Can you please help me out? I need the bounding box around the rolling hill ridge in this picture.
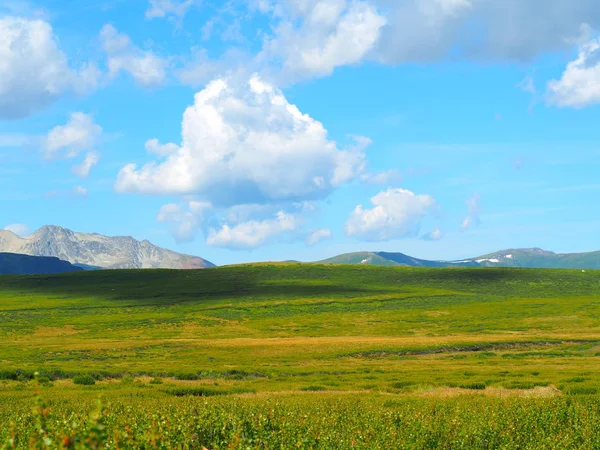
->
[0,252,83,274]
[317,248,600,270]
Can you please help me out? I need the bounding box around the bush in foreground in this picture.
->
[4,393,600,449]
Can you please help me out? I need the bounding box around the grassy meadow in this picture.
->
[1,264,600,448]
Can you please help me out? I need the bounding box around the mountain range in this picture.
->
[0,252,83,275]
[2,225,600,274]
[316,248,600,270]
[0,226,214,270]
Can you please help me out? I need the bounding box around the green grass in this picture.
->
[2,264,600,447]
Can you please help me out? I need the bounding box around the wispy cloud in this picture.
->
[540,184,600,193]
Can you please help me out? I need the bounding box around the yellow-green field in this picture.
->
[1,264,600,448]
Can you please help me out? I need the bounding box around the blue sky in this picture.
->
[2,0,600,266]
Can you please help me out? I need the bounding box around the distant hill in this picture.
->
[0,252,83,275]
[316,251,478,268]
[0,226,215,270]
[469,248,600,269]
[316,248,600,270]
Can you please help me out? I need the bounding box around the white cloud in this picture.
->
[421,227,443,241]
[177,47,250,88]
[145,0,194,21]
[518,75,537,95]
[206,211,303,249]
[375,0,600,64]
[0,134,32,148]
[145,139,179,157]
[248,0,600,85]
[460,193,481,230]
[345,188,437,241]
[224,203,280,224]
[361,168,402,185]
[0,1,49,18]
[157,201,211,242]
[3,223,29,236]
[72,186,88,197]
[259,0,386,82]
[0,17,98,119]
[43,113,102,160]
[115,74,367,206]
[247,0,600,90]
[306,228,333,246]
[156,199,315,249]
[100,24,168,87]
[71,151,101,178]
[374,0,471,63]
[547,35,600,108]
[177,49,223,87]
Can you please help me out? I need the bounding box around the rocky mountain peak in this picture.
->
[0,225,215,270]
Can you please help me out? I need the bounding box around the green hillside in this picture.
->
[316,251,402,266]
[315,251,459,267]
[3,264,600,447]
[1,264,600,380]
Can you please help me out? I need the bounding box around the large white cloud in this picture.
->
[100,25,168,87]
[115,74,367,206]
[345,188,437,241]
[259,0,386,82]
[0,17,98,119]
[547,34,600,108]
[252,0,600,81]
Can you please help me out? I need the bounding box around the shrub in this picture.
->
[0,369,35,381]
[301,386,327,392]
[459,383,487,390]
[167,387,223,397]
[174,372,198,380]
[504,381,550,390]
[567,386,598,395]
[166,387,254,397]
[121,376,135,384]
[73,375,96,386]
[36,376,51,385]
[565,377,587,383]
